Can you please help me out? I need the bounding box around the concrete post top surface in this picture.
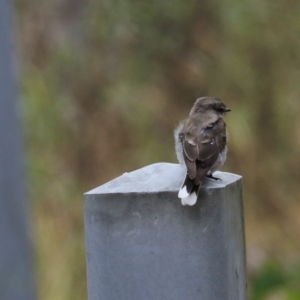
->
[85,163,241,195]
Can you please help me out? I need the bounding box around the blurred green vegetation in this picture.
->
[250,261,300,300]
[15,0,300,299]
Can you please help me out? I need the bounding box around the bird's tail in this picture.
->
[178,175,201,206]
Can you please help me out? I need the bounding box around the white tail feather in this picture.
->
[178,186,189,198]
[180,192,197,206]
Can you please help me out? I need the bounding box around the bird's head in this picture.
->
[190,97,231,116]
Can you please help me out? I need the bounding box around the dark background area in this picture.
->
[12,0,300,299]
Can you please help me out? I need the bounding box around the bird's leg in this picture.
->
[206,174,222,181]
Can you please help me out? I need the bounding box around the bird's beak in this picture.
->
[224,107,231,112]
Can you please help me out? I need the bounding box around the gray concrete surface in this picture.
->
[85,163,246,300]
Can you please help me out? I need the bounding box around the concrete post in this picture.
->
[84,163,247,300]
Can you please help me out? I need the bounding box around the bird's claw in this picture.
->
[206,174,222,181]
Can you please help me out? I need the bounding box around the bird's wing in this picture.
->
[182,118,226,184]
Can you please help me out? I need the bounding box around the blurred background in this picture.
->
[10,0,300,299]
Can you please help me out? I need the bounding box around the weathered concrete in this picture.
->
[84,163,246,300]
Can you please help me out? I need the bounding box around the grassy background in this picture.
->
[15,0,300,299]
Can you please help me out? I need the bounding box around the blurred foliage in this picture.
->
[250,260,300,300]
[14,0,300,299]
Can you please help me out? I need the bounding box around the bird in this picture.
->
[174,97,231,206]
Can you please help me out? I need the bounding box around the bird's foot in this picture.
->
[206,174,222,181]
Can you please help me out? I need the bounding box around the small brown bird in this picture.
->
[174,97,230,206]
